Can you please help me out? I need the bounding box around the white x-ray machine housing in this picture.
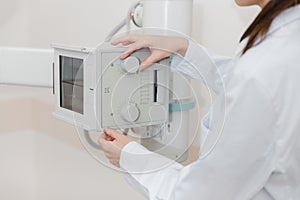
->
[53,0,194,161]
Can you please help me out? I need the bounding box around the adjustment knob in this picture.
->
[120,56,140,73]
[121,104,140,122]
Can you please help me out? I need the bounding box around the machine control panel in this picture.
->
[100,49,170,129]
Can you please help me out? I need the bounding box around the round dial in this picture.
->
[131,3,143,27]
[121,104,140,122]
[120,56,140,73]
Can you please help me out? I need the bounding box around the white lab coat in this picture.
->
[120,5,300,200]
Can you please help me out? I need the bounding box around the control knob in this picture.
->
[121,104,140,122]
[120,56,140,73]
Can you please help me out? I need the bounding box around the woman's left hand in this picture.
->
[98,128,133,168]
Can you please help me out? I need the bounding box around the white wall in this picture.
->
[0,85,146,200]
[0,0,132,48]
[193,0,260,55]
[0,0,260,54]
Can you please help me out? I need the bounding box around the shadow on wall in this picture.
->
[0,0,20,27]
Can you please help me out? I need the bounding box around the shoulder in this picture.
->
[230,19,300,105]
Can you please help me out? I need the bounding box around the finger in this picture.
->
[140,50,171,70]
[109,160,116,166]
[139,54,160,70]
[111,35,135,46]
[98,133,113,143]
[98,134,114,151]
[105,153,113,160]
[111,139,125,151]
[98,133,106,145]
[120,42,147,59]
[104,128,123,140]
[120,41,134,46]
[98,138,109,151]
[105,133,115,141]
[110,160,120,168]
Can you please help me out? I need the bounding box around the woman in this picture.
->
[98,0,300,199]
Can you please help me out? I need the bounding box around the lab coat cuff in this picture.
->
[170,40,190,71]
[170,40,199,71]
[120,141,183,200]
[120,141,150,172]
[120,141,183,174]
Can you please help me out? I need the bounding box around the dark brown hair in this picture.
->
[240,0,300,55]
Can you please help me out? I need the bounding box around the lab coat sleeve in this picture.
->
[120,141,183,200]
[170,40,233,94]
[120,75,279,200]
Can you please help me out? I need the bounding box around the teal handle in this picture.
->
[169,101,195,112]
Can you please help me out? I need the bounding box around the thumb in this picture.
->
[104,128,122,140]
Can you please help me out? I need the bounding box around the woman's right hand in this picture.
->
[111,35,189,70]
